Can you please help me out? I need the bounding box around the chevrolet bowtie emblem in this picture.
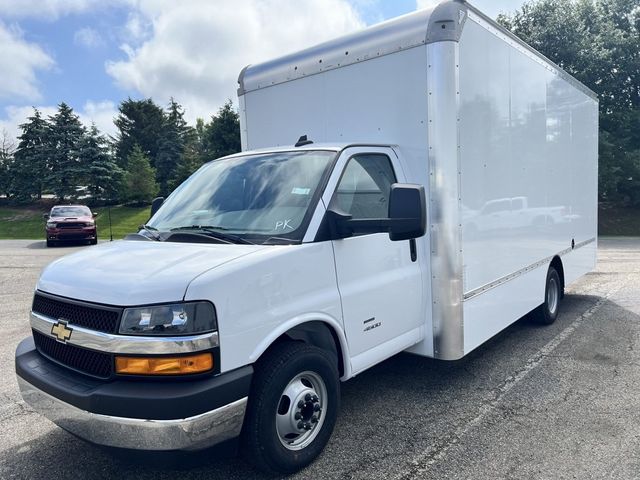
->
[51,320,73,343]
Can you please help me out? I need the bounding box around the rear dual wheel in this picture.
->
[242,342,339,474]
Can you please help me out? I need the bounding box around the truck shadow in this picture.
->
[2,294,632,480]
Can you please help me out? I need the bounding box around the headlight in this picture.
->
[119,301,217,336]
[46,221,56,228]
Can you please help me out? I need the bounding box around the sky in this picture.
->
[0,0,526,142]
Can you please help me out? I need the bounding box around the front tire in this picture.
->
[242,342,340,474]
[46,239,54,248]
[532,266,562,325]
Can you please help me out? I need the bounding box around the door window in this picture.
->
[330,154,397,227]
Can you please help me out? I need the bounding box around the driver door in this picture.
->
[325,147,424,373]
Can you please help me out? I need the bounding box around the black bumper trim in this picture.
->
[15,337,252,420]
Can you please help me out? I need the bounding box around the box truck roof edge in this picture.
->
[237,0,597,102]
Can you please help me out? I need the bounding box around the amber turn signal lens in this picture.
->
[115,353,213,375]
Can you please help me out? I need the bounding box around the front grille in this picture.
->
[57,222,86,229]
[33,330,113,378]
[32,293,121,334]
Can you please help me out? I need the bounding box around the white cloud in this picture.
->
[416,0,442,10]
[0,22,55,102]
[74,26,104,48]
[79,100,118,136]
[106,0,364,123]
[0,100,117,145]
[0,0,129,20]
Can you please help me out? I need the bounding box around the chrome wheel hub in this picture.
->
[548,277,559,314]
[276,371,327,451]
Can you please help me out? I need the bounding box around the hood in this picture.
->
[37,240,267,306]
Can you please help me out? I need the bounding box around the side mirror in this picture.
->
[43,213,49,220]
[150,197,164,218]
[387,184,426,241]
[92,212,98,218]
[326,184,426,241]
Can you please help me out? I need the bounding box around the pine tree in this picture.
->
[204,100,241,161]
[156,98,188,195]
[121,144,159,205]
[11,108,49,201]
[114,98,165,168]
[47,103,86,201]
[81,124,123,202]
[0,129,15,198]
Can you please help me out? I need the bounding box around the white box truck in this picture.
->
[15,0,598,474]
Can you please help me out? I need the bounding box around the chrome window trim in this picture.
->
[30,312,219,354]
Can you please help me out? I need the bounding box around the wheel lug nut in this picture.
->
[305,393,311,401]
[311,416,318,423]
[297,400,304,408]
[295,412,302,420]
[312,395,319,402]
[297,421,304,429]
[313,404,321,412]
[305,423,312,430]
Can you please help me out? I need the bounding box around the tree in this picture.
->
[156,98,189,195]
[203,100,241,161]
[47,103,86,201]
[0,129,15,198]
[81,124,123,202]
[11,109,50,201]
[114,98,165,168]
[121,144,159,205]
[498,0,640,205]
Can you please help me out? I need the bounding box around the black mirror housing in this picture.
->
[388,184,426,241]
[325,183,426,241]
[150,197,165,218]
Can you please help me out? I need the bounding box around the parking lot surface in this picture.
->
[1,238,639,479]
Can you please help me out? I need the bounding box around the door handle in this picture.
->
[409,239,417,262]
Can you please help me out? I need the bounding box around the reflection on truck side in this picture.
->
[462,196,580,236]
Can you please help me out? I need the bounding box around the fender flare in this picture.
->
[248,312,352,380]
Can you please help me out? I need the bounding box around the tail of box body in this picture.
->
[238,1,598,361]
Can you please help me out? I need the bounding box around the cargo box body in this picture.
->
[239,0,598,360]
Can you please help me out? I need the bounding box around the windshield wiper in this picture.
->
[169,226,255,245]
[138,224,161,241]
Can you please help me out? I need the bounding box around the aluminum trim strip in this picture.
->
[30,312,219,354]
[18,376,246,451]
[462,237,596,301]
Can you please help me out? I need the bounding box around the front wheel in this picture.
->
[242,342,340,474]
[532,266,562,325]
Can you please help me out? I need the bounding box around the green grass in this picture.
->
[1,203,638,239]
[0,205,151,240]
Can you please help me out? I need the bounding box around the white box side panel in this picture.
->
[242,45,436,354]
[458,18,598,353]
[241,47,429,153]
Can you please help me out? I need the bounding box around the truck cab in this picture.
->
[16,143,427,473]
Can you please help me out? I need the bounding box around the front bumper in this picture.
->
[46,228,96,240]
[15,337,252,451]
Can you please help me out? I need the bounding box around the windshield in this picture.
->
[148,150,336,243]
[51,206,91,217]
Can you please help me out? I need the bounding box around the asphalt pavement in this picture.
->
[0,238,639,479]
